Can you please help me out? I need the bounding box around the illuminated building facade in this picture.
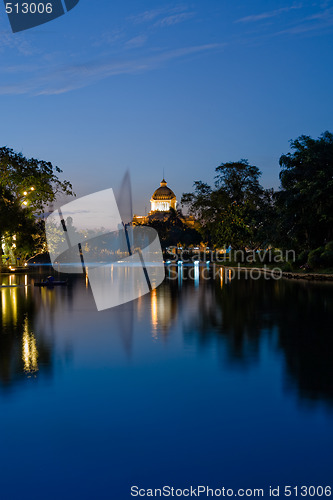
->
[150,179,177,213]
[133,177,195,227]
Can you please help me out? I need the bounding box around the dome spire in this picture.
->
[160,168,167,186]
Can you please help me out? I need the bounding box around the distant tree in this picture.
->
[0,187,23,256]
[138,208,201,248]
[276,132,333,250]
[0,187,23,232]
[215,159,263,204]
[0,147,74,263]
[14,220,47,263]
[0,147,74,214]
[182,160,272,249]
[181,181,215,243]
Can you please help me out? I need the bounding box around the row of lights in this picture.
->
[22,186,35,206]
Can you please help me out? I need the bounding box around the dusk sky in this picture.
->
[1,0,332,213]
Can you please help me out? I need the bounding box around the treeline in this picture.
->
[1,132,332,270]
[181,132,333,269]
[0,147,74,265]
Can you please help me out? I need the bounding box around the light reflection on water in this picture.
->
[0,265,332,498]
[0,266,332,403]
[22,317,38,375]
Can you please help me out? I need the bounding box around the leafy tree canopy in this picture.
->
[276,131,333,249]
[215,159,263,205]
[182,160,271,249]
[0,146,74,214]
[137,208,202,248]
[0,147,74,263]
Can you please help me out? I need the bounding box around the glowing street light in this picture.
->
[21,186,35,206]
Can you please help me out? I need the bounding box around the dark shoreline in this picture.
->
[1,264,332,282]
[219,265,333,281]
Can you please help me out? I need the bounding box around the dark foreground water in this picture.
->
[0,266,332,499]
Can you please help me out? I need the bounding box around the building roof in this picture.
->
[151,179,176,201]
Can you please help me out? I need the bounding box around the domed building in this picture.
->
[133,177,194,226]
[150,179,177,213]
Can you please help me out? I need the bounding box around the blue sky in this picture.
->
[1,0,333,213]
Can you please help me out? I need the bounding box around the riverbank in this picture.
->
[0,266,29,274]
[222,265,333,281]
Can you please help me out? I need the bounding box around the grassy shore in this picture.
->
[217,260,333,275]
[218,264,333,281]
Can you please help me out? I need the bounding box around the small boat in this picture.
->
[34,276,68,287]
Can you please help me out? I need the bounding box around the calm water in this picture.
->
[0,266,332,499]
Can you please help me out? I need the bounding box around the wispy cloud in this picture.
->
[130,5,193,27]
[235,5,302,24]
[267,6,333,36]
[91,30,124,48]
[233,3,333,41]
[130,7,165,24]
[300,5,333,21]
[125,35,147,49]
[0,43,224,96]
[130,6,183,24]
[274,10,333,34]
[91,6,194,55]
[155,12,195,27]
[0,30,35,55]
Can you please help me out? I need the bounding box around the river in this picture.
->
[0,265,332,499]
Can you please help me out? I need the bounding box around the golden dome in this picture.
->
[151,179,176,200]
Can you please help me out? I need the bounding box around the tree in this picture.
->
[0,186,34,264]
[14,219,47,263]
[276,132,333,250]
[0,186,23,233]
[136,208,202,248]
[0,147,74,214]
[182,160,271,249]
[215,160,263,204]
[0,147,74,263]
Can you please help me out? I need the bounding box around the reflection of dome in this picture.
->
[150,179,177,212]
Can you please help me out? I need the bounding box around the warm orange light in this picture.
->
[151,288,158,333]
[23,191,28,196]
[22,318,39,374]
[30,187,35,191]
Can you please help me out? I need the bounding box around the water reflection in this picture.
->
[1,265,332,408]
[0,273,54,389]
[161,265,333,405]
[150,285,177,339]
[22,317,38,375]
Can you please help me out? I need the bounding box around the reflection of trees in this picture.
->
[181,268,333,405]
[182,271,276,367]
[274,281,333,405]
[0,279,53,389]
